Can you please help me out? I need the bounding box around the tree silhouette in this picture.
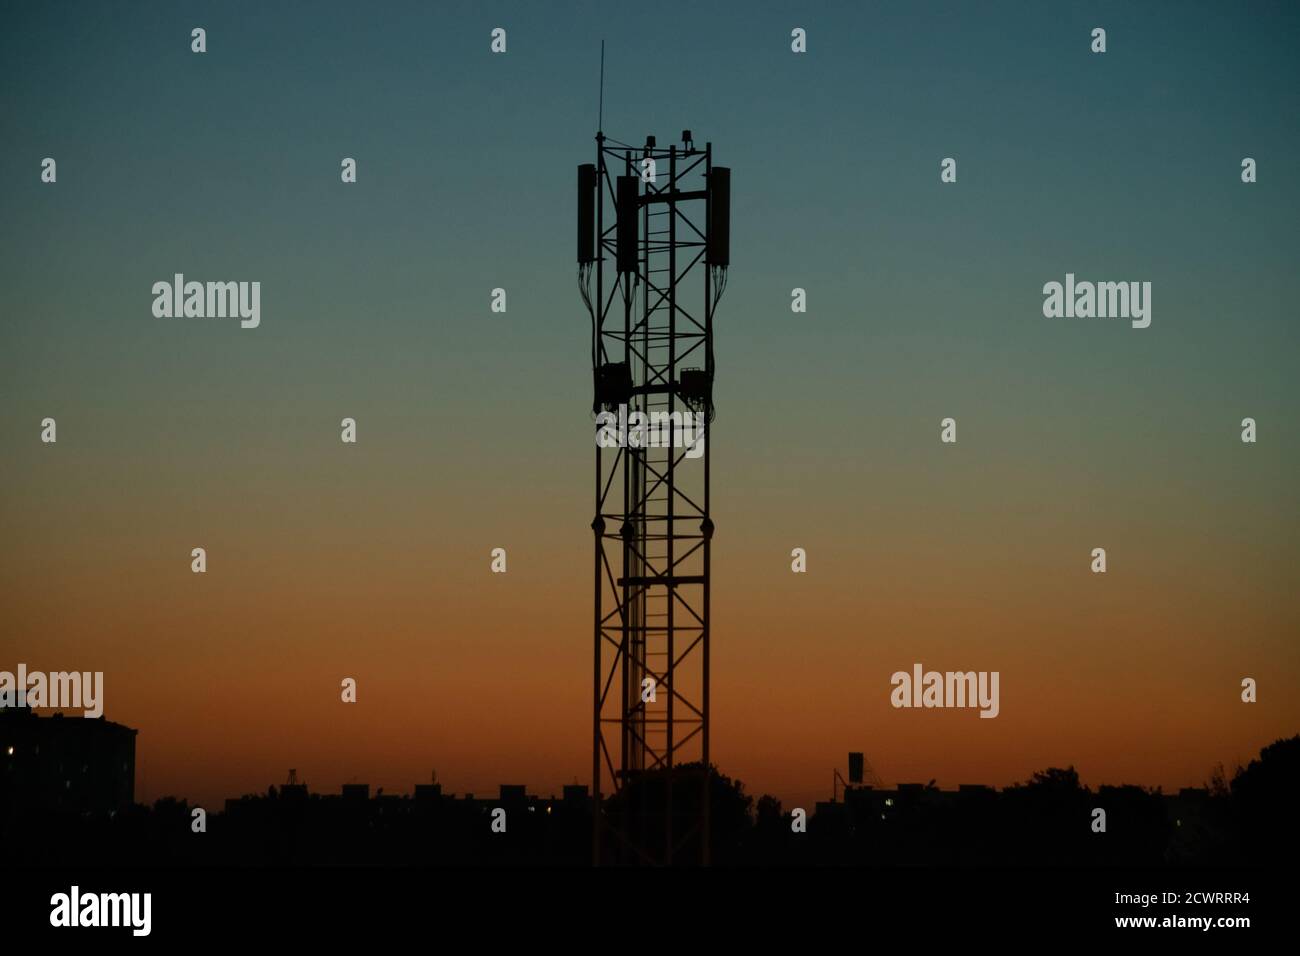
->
[1025,766,1083,793]
[600,761,753,864]
[1230,734,1300,862]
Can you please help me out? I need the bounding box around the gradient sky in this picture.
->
[2,0,1298,813]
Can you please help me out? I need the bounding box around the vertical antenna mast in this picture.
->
[579,122,731,865]
[598,40,605,133]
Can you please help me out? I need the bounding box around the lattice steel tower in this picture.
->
[578,129,730,865]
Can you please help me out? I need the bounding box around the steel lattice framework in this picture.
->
[579,130,729,865]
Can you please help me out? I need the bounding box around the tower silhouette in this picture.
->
[579,127,730,864]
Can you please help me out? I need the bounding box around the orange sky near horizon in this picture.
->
[4,421,1295,812]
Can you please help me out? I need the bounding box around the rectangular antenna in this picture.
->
[577,164,596,263]
[707,167,730,266]
[616,175,638,273]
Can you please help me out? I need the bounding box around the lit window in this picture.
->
[5,746,12,756]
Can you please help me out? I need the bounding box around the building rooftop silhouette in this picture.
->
[0,702,137,818]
